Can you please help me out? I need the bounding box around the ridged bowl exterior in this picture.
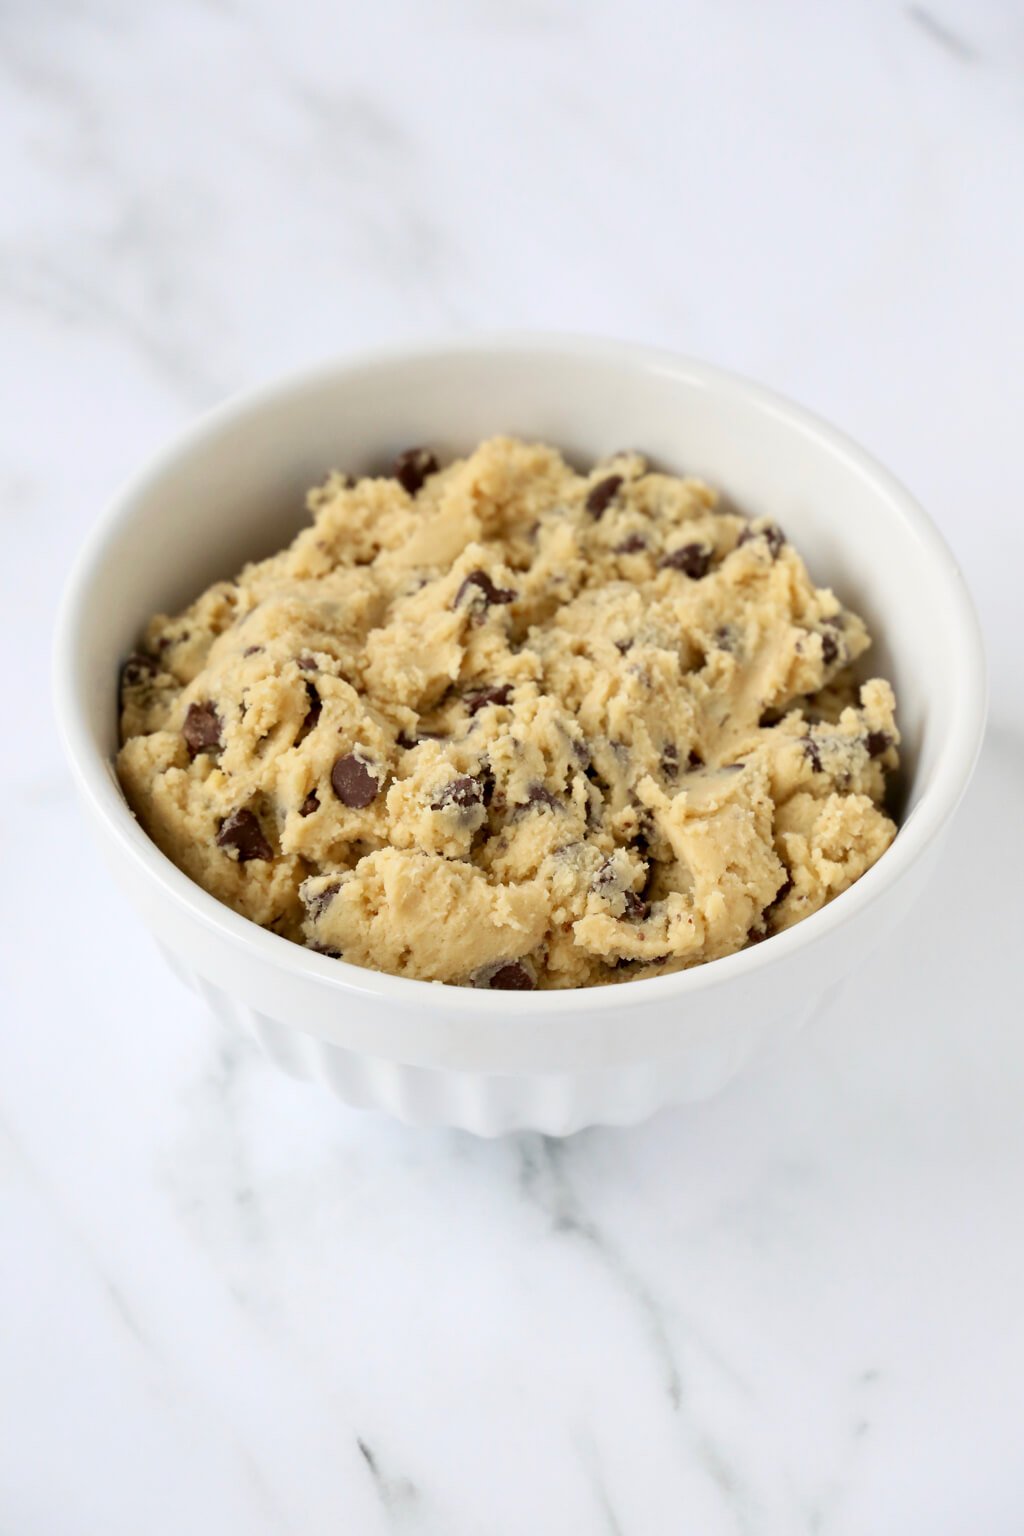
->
[158,944,823,1135]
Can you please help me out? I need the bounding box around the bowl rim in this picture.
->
[52,332,987,1017]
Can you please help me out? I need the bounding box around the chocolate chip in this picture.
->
[310,943,343,959]
[487,961,535,991]
[182,701,223,758]
[821,632,839,667]
[687,748,704,769]
[866,730,892,759]
[432,776,482,811]
[299,790,319,817]
[120,651,158,690]
[614,638,634,655]
[305,881,340,919]
[216,808,273,862]
[396,734,445,752]
[615,532,648,554]
[737,522,785,559]
[753,873,794,941]
[661,743,679,780]
[824,612,846,630]
[523,783,560,810]
[622,890,650,921]
[302,681,322,732]
[466,684,512,715]
[297,654,318,672]
[586,474,624,519]
[713,626,736,652]
[454,570,517,610]
[243,645,263,658]
[393,447,439,495]
[331,754,380,808]
[660,543,711,579]
[803,737,823,772]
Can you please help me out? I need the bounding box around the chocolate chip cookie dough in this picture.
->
[117,437,899,990]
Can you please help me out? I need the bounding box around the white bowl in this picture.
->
[53,336,986,1135]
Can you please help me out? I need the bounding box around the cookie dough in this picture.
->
[117,436,899,990]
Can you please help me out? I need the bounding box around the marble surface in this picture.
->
[3,0,1023,1530]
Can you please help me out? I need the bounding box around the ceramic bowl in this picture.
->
[53,337,986,1134]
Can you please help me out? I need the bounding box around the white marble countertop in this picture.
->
[3,1,1023,1530]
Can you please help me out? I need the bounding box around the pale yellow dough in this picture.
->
[117,437,899,990]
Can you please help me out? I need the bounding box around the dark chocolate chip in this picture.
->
[821,632,839,667]
[297,654,318,672]
[661,743,679,780]
[687,748,704,769]
[331,754,380,808]
[593,859,616,889]
[487,961,535,991]
[432,776,482,811]
[302,681,321,732]
[397,729,446,748]
[713,625,736,652]
[586,474,624,519]
[305,881,340,919]
[765,525,786,558]
[753,873,794,941]
[454,570,517,610]
[216,808,273,862]
[803,737,823,773]
[622,890,650,921]
[824,612,846,630]
[393,447,439,495]
[120,651,159,690]
[660,543,711,579]
[243,645,263,657]
[614,638,633,655]
[182,701,223,757]
[866,730,893,759]
[466,684,512,715]
[310,943,343,959]
[523,783,560,810]
[737,522,785,559]
[615,532,648,554]
[299,790,319,817]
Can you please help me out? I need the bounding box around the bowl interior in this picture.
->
[67,343,976,841]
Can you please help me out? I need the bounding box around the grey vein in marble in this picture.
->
[905,5,979,62]
[519,1134,685,1412]
[357,1437,420,1523]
